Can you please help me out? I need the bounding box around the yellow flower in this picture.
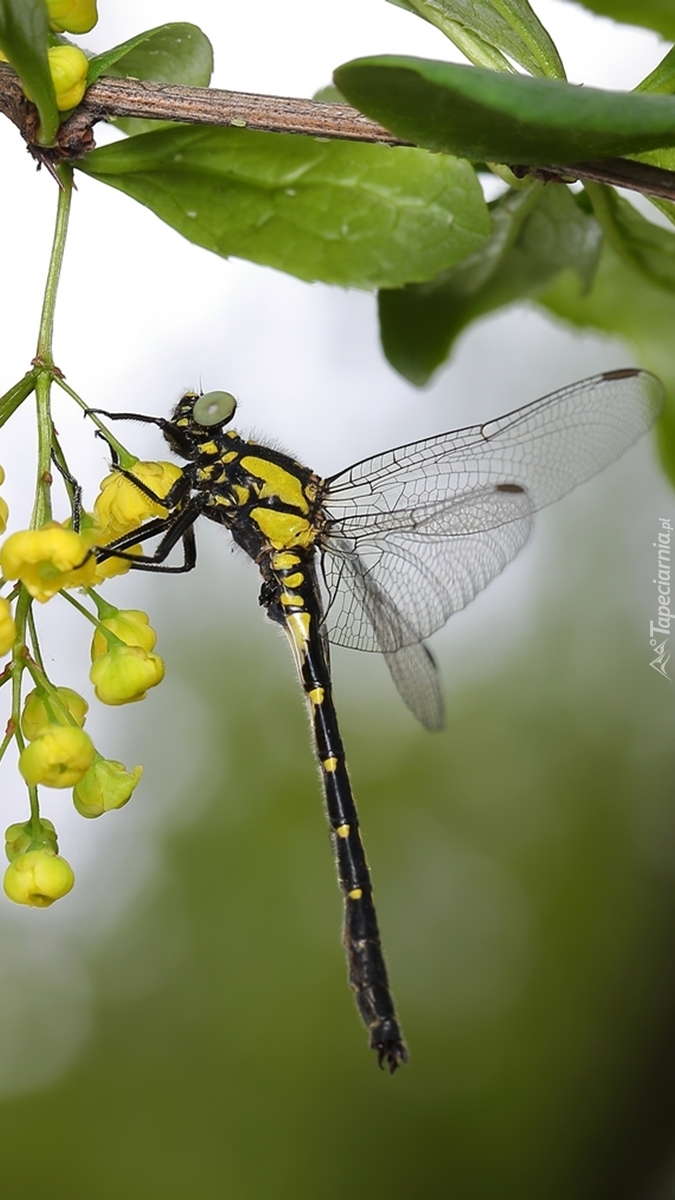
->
[73,756,143,818]
[21,686,88,742]
[47,0,98,34]
[91,609,158,662]
[4,849,74,907]
[90,644,165,705]
[5,818,57,862]
[47,46,89,111]
[93,462,183,541]
[0,597,15,655]
[0,465,8,535]
[0,524,96,601]
[19,725,95,788]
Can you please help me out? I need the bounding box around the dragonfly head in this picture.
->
[164,390,238,454]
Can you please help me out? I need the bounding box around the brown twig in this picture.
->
[2,61,675,202]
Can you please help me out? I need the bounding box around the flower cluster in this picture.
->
[0,454,172,908]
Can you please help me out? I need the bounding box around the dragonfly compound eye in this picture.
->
[193,391,237,427]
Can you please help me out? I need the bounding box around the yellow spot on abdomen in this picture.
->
[250,508,314,550]
[285,611,311,654]
[308,687,324,705]
[323,756,338,773]
[240,456,310,513]
[271,552,300,570]
[348,888,363,900]
[280,592,304,607]
[336,823,350,838]
[283,572,304,588]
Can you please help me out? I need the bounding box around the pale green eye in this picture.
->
[193,391,237,426]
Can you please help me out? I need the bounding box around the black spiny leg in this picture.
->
[95,498,204,575]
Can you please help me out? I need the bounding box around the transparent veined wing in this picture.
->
[318,369,663,724]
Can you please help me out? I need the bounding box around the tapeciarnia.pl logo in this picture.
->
[650,518,673,680]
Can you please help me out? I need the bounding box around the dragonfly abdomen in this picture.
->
[263,551,407,1070]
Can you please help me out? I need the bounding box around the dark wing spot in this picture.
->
[601,368,639,381]
[496,483,525,493]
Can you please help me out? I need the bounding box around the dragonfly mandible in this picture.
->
[93,366,664,1071]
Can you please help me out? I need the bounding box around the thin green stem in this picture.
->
[32,372,54,527]
[31,166,74,529]
[60,590,125,650]
[35,166,73,367]
[26,607,45,674]
[27,785,41,833]
[58,589,98,627]
[56,376,139,470]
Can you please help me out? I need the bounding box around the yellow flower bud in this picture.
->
[21,686,88,742]
[0,597,15,655]
[47,0,98,34]
[93,462,183,541]
[64,512,138,583]
[73,756,143,818]
[0,497,8,536]
[0,524,96,602]
[4,849,74,907]
[19,725,95,788]
[91,609,157,662]
[90,644,165,705]
[47,46,89,111]
[5,818,57,862]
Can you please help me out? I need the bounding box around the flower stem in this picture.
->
[32,165,74,529]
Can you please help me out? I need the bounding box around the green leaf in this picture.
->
[540,245,675,486]
[566,0,675,41]
[635,44,675,94]
[76,125,490,289]
[0,0,57,144]
[379,182,601,384]
[333,56,675,165]
[585,182,675,294]
[386,0,565,79]
[87,22,213,137]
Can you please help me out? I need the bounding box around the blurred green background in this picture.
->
[0,467,673,1199]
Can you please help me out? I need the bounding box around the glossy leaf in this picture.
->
[386,0,565,79]
[568,0,675,40]
[87,22,213,137]
[76,125,490,289]
[0,0,57,144]
[635,45,675,94]
[540,245,675,486]
[333,56,675,165]
[379,183,601,384]
[585,183,675,294]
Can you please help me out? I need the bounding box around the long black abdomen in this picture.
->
[264,553,407,1071]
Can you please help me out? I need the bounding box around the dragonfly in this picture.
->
[93,366,664,1071]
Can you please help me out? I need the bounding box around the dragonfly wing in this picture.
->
[319,369,662,723]
[325,369,663,517]
[319,535,448,728]
[321,484,534,650]
[384,640,445,732]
